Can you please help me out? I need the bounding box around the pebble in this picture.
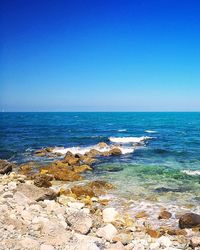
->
[96,223,118,241]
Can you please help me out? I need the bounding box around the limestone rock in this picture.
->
[179,213,200,229]
[16,183,57,201]
[96,223,118,241]
[190,236,200,248]
[113,233,133,245]
[107,241,125,250]
[103,207,119,223]
[66,210,93,234]
[40,244,55,250]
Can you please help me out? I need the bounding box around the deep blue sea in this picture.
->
[1,112,200,206]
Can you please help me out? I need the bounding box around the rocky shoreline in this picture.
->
[0,145,200,250]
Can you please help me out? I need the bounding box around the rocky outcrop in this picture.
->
[0,160,15,174]
[179,213,200,229]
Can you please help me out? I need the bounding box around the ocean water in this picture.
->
[1,112,200,208]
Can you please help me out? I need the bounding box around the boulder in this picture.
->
[108,148,122,156]
[63,152,80,165]
[66,210,93,234]
[0,160,14,174]
[16,183,57,202]
[80,156,97,165]
[33,174,53,188]
[179,213,200,229]
[96,223,118,241]
[103,207,119,223]
[73,164,92,173]
[71,185,95,198]
[98,142,108,148]
[86,149,102,158]
[158,210,172,220]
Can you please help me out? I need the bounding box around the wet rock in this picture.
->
[66,210,93,234]
[190,236,200,248]
[19,163,33,175]
[33,174,53,188]
[86,149,102,158]
[80,156,97,165]
[63,152,80,165]
[96,223,118,241]
[108,148,122,156]
[16,183,57,201]
[158,210,172,220]
[40,163,82,181]
[113,233,133,245]
[98,142,108,148]
[103,207,119,223]
[179,213,200,229]
[0,160,14,174]
[73,164,92,173]
[146,229,160,238]
[34,147,53,157]
[71,185,95,197]
[155,187,188,193]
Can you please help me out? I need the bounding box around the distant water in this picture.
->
[1,112,200,206]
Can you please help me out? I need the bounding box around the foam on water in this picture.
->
[145,130,157,133]
[182,170,200,176]
[118,129,127,132]
[52,144,135,155]
[109,136,152,143]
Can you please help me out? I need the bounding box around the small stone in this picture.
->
[113,233,133,245]
[146,229,160,238]
[135,211,149,219]
[107,241,125,250]
[96,223,118,241]
[103,207,119,223]
[67,201,85,210]
[157,236,172,248]
[158,210,172,220]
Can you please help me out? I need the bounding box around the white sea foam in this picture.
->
[52,144,134,155]
[182,170,200,176]
[109,136,152,144]
[145,130,157,133]
[118,129,127,132]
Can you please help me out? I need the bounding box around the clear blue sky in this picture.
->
[1,0,200,111]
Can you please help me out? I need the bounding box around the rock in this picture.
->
[2,191,13,198]
[80,156,97,165]
[0,160,14,174]
[40,244,55,250]
[98,142,108,148]
[66,210,93,234]
[113,233,133,245]
[67,201,85,210]
[179,213,200,229]
[73,164,92,173]
[71,185,95,197]
[108,148,122,156]
[19,163,33,175]
[63,152,80,165]
[107,241,125,250]
[146,229,160,238]
[33,174,53,188]
[190,236,200,248]
[40,162,82,181]
[16,183,57,201]
[157,236,172,248]
[96,223,118,241]
[86,149,102,157]
[158,210,172,220]
[103,207,119,223]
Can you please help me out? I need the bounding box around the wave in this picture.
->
[109,136,152,144]
[52,144,134,155]
[182,170,200,176]
[118,129,127,132]
[145,130,157,133]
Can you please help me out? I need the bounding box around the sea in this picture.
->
[1,112,200,213]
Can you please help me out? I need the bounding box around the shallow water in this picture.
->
[1,112,200,207]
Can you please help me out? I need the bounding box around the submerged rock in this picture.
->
[16,183,57,201]
[0,160,15,174]
[179,213,200,229]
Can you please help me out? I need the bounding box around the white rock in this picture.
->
[107,241,125,250]
[68,201,85,210]
[190,236,200,248]
[2,191,13,198]
[149,242,160,249]
[7,181,17,191]
[103,207,119,223]
[96,223,118,241]
[19,237,40,249]
[40,244,55,250]
[157,236,172,248]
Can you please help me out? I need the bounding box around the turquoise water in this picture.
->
[1,112,200,206]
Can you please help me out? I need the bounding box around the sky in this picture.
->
[1,0,200,111]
